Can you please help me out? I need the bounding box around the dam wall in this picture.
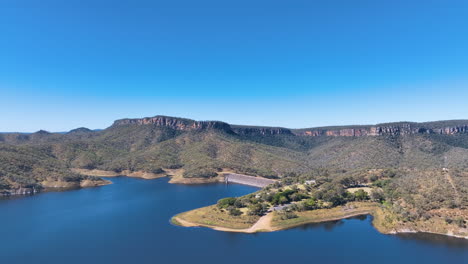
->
[224,173,276,188]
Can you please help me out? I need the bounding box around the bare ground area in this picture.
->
[173,212,274,233]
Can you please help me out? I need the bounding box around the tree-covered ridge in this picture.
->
[1,115,468,210]
[0,144,104,194]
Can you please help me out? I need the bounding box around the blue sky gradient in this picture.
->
[1,0,468,131]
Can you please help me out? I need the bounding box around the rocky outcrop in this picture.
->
[72,168,167,180]
[296,123,468,137]
[430,126,468,135]
[41,178,111,188]
[111,115,468,137]
[113,116,295,136]
[0,187,39,196]
[0,179,110,197]
[232,126,293,136]
[112,115,234,133]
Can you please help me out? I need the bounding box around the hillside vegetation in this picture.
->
[1,115,467,228]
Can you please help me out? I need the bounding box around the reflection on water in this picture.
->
[0,187,81,201]
[0,177,467,264]
[397,232,468,249]
[293,214,367,232]
[292,214,468,250]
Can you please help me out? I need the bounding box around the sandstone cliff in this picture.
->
[112,115,234,133]
[3,116,468,140]
[294,122,468,137]
[84,115,468,138]
[231,126,293,136]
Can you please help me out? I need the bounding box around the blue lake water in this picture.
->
[0,177,467,264]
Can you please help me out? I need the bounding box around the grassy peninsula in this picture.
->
[173,168,468,238]
[1,115,467,238]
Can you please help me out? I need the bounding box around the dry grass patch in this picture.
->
[373,207,468,237]
[271,202,379,230]
[347,187,372,194]
[176,205,260,229]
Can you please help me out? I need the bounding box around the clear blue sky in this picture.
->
[1,0,467,132]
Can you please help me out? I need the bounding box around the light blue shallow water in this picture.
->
[0,177,467,264]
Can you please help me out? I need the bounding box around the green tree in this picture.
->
[302,198,318,210]
[279,196,289,205]
[217,197,237,209]
[354,189,369,201]
[279,210,298,220]
[370,189,384,202]
[248,203,268,216]
[228,207,242,216]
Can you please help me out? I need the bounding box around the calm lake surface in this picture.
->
[1,177,467,264]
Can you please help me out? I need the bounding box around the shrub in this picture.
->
[217,197,237,209]
[354,189,369,201]
[370,189,384,202]
[302,198,319,210]
[279,211,298,220]
[228,207,242,216]
[248,203,268,216]
[454,217,465,228]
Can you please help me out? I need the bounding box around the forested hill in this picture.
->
[1,115,468,198]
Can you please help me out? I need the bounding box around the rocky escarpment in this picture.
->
[112,116,468,137]
[295,122,468,137]
[113,116,234,133]
[112,115,297,136]
[6,116,467,140]
[113,116,296,136]
[232,126,293,136]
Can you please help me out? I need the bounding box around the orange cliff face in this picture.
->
[112,116,234,132]
[113,116,294,136]
[296,124,468,137]
[111,116,468,138]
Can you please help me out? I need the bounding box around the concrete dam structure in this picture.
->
[224,173,276,188]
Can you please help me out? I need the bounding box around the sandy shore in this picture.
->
[73,168,468,239]
[172,211,379,234]
[73,168,271,185]
[173,212,274,233]
[72,168,168,180]
[174,205,468,239]
[41,178,112,188]
[390,229,468,239]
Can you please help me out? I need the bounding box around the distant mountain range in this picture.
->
[1,115,468,205]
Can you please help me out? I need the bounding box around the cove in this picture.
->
[0,177,467,264]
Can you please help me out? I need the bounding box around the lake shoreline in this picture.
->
[2,168,268,198]
[72,168,273,187]
[174,211,468,240]
[3,169,467,241]
[390,229,468,240]
[1,178,112,197]
[173,202,468,240]
[2,163,467,263]
[172,202,377,233]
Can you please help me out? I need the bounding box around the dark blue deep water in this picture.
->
[0,177,467,264]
